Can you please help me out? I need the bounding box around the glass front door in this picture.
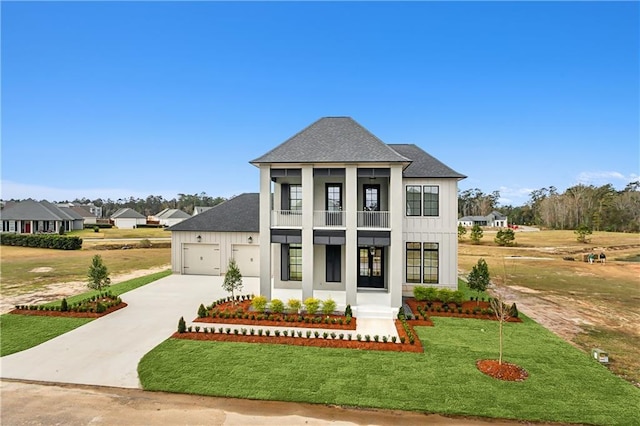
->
[358,246,384,288]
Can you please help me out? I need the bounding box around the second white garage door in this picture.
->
[183,244,220,275]
[232,245,260,277]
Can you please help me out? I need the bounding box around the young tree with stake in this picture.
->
[87,254,111,290]
[222,258,243,304]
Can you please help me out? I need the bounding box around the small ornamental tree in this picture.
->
[494,228,516,246]
[222,259,243,304]
[467,258,490,304]
[87,254,111,290]
[470,224,483,244]
[458,223,467,241]
[490,297,512,365]
[574,224,592,243]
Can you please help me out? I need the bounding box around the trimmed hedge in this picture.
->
[0,233,82,250]
[83,223,113,229]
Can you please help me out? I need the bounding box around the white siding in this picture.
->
[401,178,460,294]
[171,231,259,275]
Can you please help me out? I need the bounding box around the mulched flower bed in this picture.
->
[194,299,357,330]
[10,301,127,318]
[173,319,423,353]
[476,359,529,381]
[405,298,522,322]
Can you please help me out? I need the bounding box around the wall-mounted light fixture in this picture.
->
[248,236,253,244]
[369,246,376,256]
[196,235,202,243]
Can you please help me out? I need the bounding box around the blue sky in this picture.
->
[2,1,638,207]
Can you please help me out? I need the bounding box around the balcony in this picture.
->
[313,210,345,228]
[271,210,302,227]
[357,211,389,229]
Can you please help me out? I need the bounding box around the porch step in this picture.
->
[353,305,398,320]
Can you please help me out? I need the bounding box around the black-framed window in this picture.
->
[406,242,421,283]
[326,184,342,211]
[423,186,439,216]
[288,244,302,281]
[326,245,341,282]
[406,185,422,216]
[289,184,302,211]
[423,243,439,283]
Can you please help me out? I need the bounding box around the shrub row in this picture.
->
[15,292,121,313]
[396,308,416,345]
[177,317,397,343]
[0,233,82,250]
[207,309,352,325]
[413,287,466,305]
[83,223,113,229]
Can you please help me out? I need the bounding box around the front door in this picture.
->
[358,246,384,288]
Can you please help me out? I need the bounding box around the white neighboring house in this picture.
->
[153,208,191,227]
[458,211,508,228]
[110,208,146,229]
[168,194,260,277]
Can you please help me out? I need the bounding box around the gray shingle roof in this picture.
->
[156,209,190,219]
[0,199,61,221]
[111,208,145,219]
[251,117,410,164]
[388,144,466,179]
[169,193,259,232]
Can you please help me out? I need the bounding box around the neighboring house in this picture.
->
[193,206,214,216]
[251,117,465,317]
[168,194,260,277]
[0,199,85,233]
[68,205,98,225]
[458,211,508,228]
[153,208,191,227]
[110,208,146,229]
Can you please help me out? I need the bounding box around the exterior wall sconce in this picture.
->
[248,236,253,244]
[369,246,376,256]
[196,235,202,243]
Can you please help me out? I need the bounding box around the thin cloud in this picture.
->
[576,171,639,186]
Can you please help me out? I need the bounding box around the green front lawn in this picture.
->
[138,316,639,425]
[1,270,172,356]
[0,315,92,356]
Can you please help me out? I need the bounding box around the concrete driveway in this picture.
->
[0,274,260,388]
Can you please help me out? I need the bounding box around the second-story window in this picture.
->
[406,185,422,216]
[289,184,302,211]
[423,186,439,216]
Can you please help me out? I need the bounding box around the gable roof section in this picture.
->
[0,199,62,221]
[157,209,190,219]
[111,208,145,219]
[388,144,466,179]
[169,193,259,232]
[69,206,95,218]
[193,206,214,215]
[251,117,410,164]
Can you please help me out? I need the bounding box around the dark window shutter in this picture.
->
[281,184,289,211]
[281,244,289,281]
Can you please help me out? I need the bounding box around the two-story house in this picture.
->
[251,117,465,317]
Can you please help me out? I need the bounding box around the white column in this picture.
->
[301,165,314,300]
[389,164,404,308]
[259,165,272,299]
[345,165,358,306]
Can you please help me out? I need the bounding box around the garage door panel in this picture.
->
[232,245,260,277]
[183,244,220,275]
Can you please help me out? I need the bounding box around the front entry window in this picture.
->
[358,246,384,288]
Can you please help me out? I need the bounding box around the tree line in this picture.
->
[459,182,640,232]
[1,192,227,218]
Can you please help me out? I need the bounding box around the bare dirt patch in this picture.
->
[29,267,53,273]
[0,264,170,314]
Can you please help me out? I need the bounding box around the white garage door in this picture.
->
[232,245,260,277]
[183,244,220,275]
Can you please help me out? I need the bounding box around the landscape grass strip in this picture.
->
[138,316,639,425]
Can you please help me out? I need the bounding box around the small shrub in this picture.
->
[197,304,207,318]
[356,334,362,341]
[225,328,231,334]
[270,298,285,314]
[344,304,352,317]
[400,336,406,344]
[250,328,255,335]
[233,329,239,335]
[382,336,388,343]
[187,326,192,332]
[365,335,371,342]
[339,333,344,340]
[304,297,321,315]
[321,298,337,315]
[509,302,519,318]
[314,331,320,338]
[60,298,68,312]
[282,330,288,337]
[297,331,303,338]
[391,336,397,343]
[306,331,311,338]
[330,332,336,339]
[95,302,106,314]
[274,330,280,337]
[252,295,268,313]
[177,317,186,333]
[265,330,271,336]
[287,299,302,314]
[195,326,200,332]
[437,288,454,303]
[322,332,328,339]
[258,329,263,336]
[373,335,379,342]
